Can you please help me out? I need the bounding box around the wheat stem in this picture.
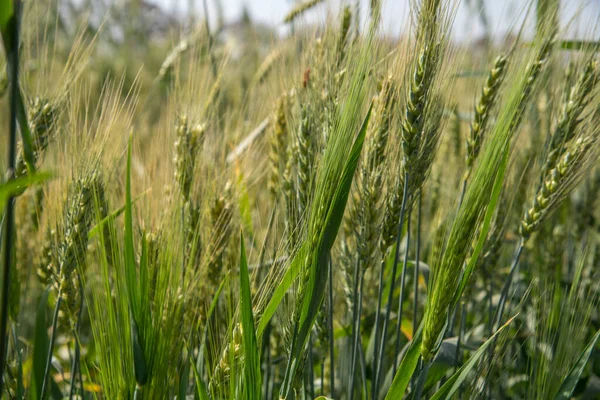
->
[0,4,21,394]
[493,238,525,330]
[348,258,362,399]
[41,293,62,400]
[308,333,315,398]
[373,171,410,399]
[68,273,84,400]
[482,238,524,393]
[371,256,385,399]
[413,193,422,336]
[393,206,412,374]
[456,302,467,396]
[328,255,335,398]
[413,358,431,400]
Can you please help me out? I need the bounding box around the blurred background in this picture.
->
[144,0,600,40]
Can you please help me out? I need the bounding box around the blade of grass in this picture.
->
[430,315,516,400]
[384,325,423,400]
[1,0,35,175]
[555,328,600,400]
[31,289,50,399]
[124,135,148,388]
[88,189,150,238]
[280,103,371,398]
[239,232,261,399]
[191,348,210,400]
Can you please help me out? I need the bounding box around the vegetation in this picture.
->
[1,0,600,399]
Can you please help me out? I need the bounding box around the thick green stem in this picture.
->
[0,3,21,395]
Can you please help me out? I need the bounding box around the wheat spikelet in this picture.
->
[356,77,395,269]
[520,137,594,239]
[253,47,283,84]
[508,31,556,136]
[283,141,300,244]
[283,0,325,24]
[174,115,205,202]
[380,173,405,252]
[16,189,43,281]
[209,323,243,394]
[296,102,314,214]
[560,60,577,105]
[401,46,432,166]
[184,199,202,268]
[465,54,507,176]
[540,59,598,181]
[61,273,82,328]
[15,98,57,180]
[370,0,381,22]
[37,227,58,286]
[518,59,598,241]
[400,45,441,192]
[57,171,98,307]
[158,34,197,82]
[337,5,352,62]
[269,96,288,199]
[409,103,444,199]
[205,182,233,292]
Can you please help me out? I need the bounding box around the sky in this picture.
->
[150,0,600,41]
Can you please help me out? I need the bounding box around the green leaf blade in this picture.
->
[555,328,600,400]
[239,232,261,400]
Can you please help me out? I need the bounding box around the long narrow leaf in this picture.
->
[385,325,423,399]
[239,232,261,399]
[280,104,372,397]
[256,243,305,337]
[430,315,516,400]
[30,289,50,400]
[0,3,35,175]
[88,189,150,238]
[0,1,13,30]
[454,144,510,308]
[0,172,52,210]
[555,328,600,400]
[124,135,138,313]
[191,349,210,400]
[124,135,147,387]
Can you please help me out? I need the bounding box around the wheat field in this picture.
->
[1,0,600,399]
